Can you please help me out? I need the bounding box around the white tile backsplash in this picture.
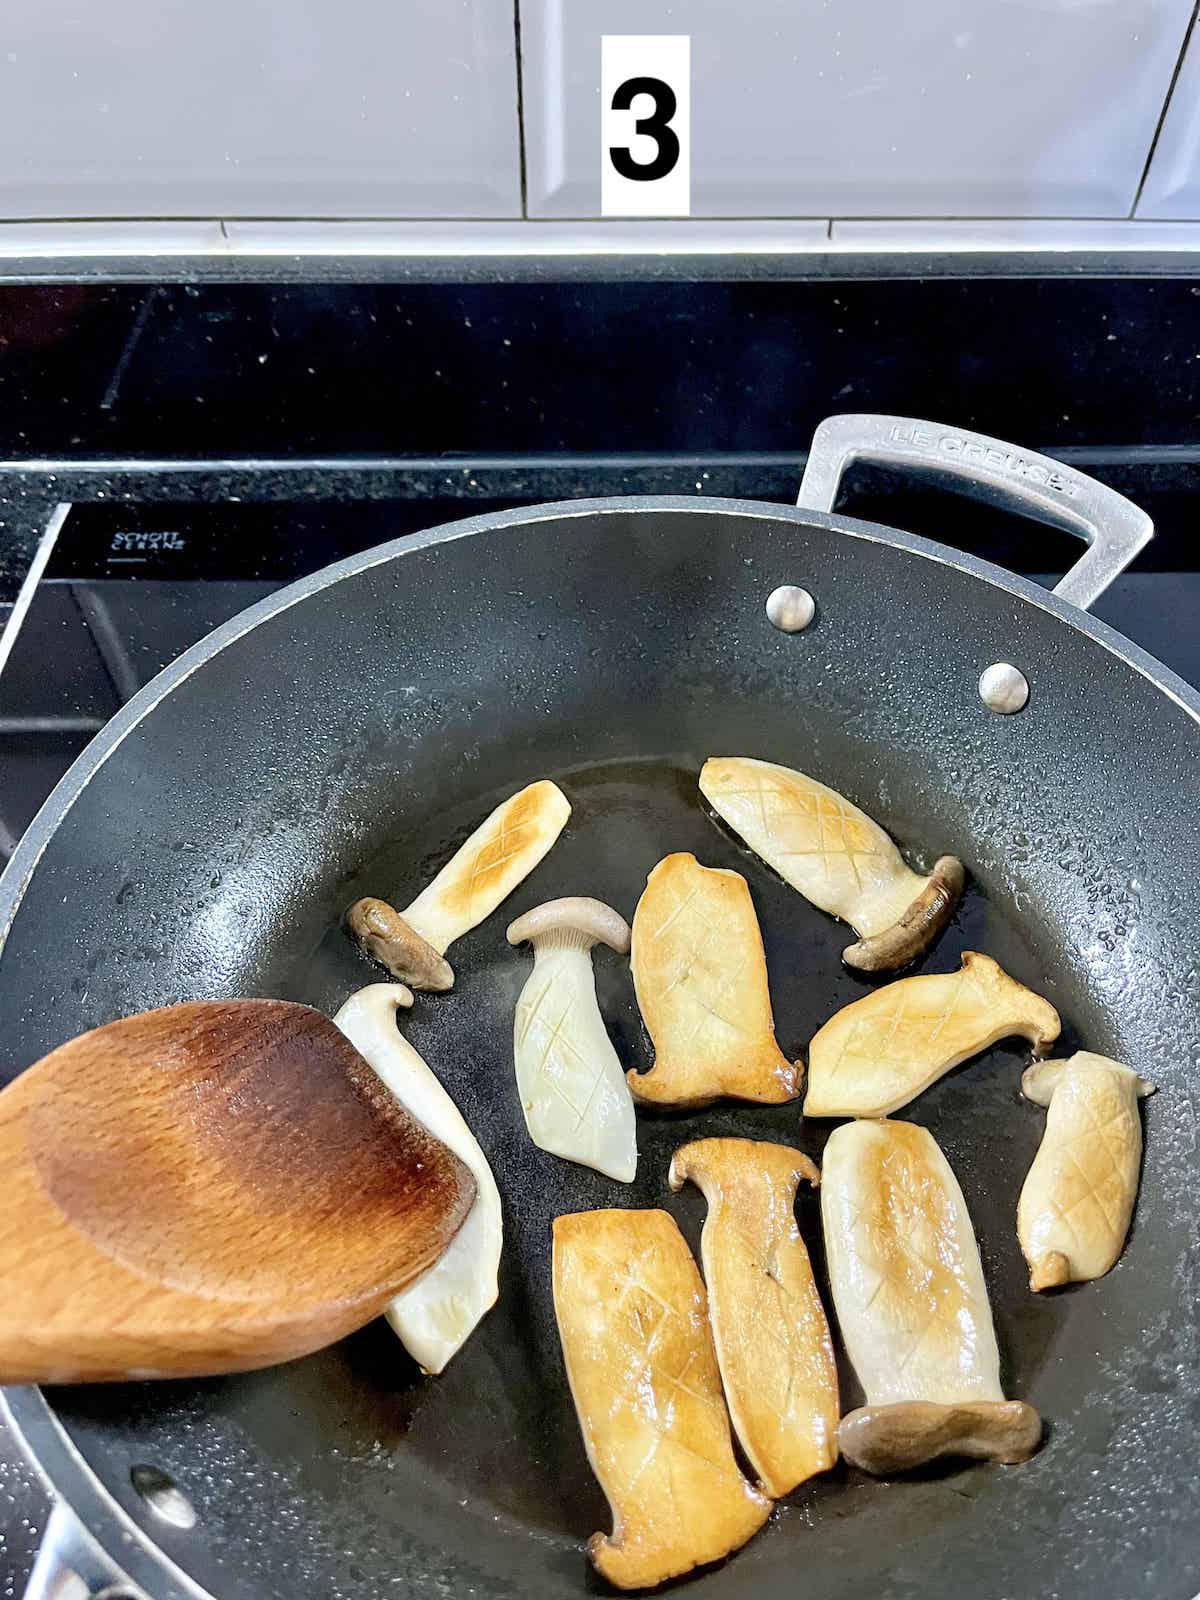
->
[1137,18,1200,219]
[521,0,1196,221]
[0,0,521,219]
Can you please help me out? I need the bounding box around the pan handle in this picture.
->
[24,1502,141,1600]
[796,414,1153,611]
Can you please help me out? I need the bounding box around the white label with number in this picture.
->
[601,35,690,218]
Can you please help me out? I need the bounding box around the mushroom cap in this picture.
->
[354,980,417,1013]
[346,897,455,992]
[838,1399,1042,1476]
[506,896,631,955]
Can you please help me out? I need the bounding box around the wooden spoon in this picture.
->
[0,999,477,1384]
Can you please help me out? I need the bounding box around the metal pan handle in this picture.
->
[796,414,1153,611]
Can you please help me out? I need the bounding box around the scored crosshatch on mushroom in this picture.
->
[553,1209,770,1589]
[508,896,637,1183]
[629,853,801,1107]
[669,1138,838,1499]
[1018,1052,1155,1292]
[699,758,964,972]
[821,1120,1042,1478]
[804,951,1060,1118]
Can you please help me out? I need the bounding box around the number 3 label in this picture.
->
[601,36,690,217]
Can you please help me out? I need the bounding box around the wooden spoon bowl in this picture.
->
[0,1000,475,1384]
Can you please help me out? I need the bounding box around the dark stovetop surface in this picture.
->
[4,273,1200,599]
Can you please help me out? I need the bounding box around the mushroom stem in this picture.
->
[838,1400,1042,1477]
[345,897,454,992]
[332,983,503,1375]
[842,855,965,972]
[507,898,636,1183]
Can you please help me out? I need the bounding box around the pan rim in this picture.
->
[3,490,1199,1597]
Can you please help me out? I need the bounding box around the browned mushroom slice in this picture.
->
[699,757,963,971]
[1018,1051,1156,1291]
[668,1138,839,1496]
[821,1119,1041,1477]
[553,1209,771,1590]
[804,950,1060,1118]
[346,779,570,990]
[628,853,801,1108]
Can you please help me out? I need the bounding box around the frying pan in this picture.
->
[2,415,1198,1600]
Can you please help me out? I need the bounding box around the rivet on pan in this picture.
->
[978,662,1030,715]
[130,1464,197,1529]
[765,585,816,633]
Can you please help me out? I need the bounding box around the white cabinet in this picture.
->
[0,0,520,219]
[1137,23,1200,218]
[521,0,1195,220]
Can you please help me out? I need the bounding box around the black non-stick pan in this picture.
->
[3,416,1197,1600]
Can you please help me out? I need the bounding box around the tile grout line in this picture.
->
[513,0,530,219]
[1130,0,1200,218]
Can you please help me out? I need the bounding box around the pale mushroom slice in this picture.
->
[507,897,637,1183]
[699,757,964,971]
[821,1119,1041,1477]
[333,984,502,1374]
[628,853,801,1108]
[668,1138,839,1496]
[553,1209,770,1590]
[804,950,1060,1118]
[1018,1050,1156,1292]
[346,779,571,990]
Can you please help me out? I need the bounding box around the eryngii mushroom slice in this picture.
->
[668,1138,839,1497]
[333,983,502,1374]
[507,897,637,1183]
[804,950,1060,1118]
[628,853,801,1108]
[553,1209,771,1590]
[346,779,571,990]
[699,757,963,972]
[1018,1051,1156,1292]
[821,1119,1041,1477]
